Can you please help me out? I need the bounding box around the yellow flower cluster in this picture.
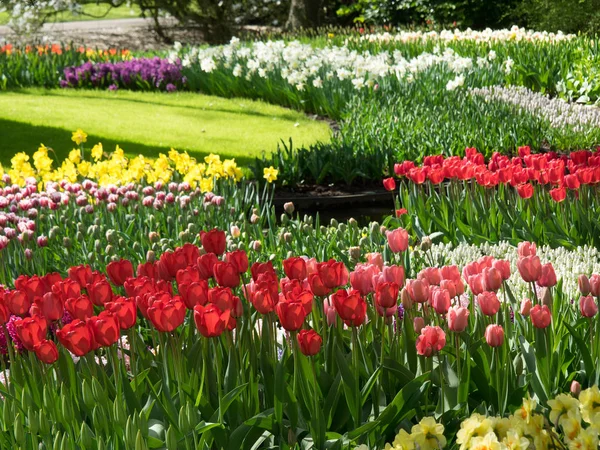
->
[2,134,244,191]
[382,387,600,450]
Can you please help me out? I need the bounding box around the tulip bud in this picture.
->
[82,380,95,409]
[166,426,178,450]
[284,202,295,215]
[106,230,116,243]
[147,250,156,263]
[420,236,432,251]
[330,218,339,228]
[27,407,39,434]
[579,274,591,296]
[49,226,60,239]
[520,298,532,316]
[230,225,241,238]
[514,355,523,376]
[63,237,72,249]
[571,381,581,397]
[135,430,148,450]
[251,240,262,252]
[14,413,25,445]
[283,232,292,243]
[105,245,114,255]
[76,231,83,242]
[413,316,425,334]
[349,246,361,261]
[540,287,552,308]
[149,232,159,242]
[348,218,358,228]
[24,249,33,260]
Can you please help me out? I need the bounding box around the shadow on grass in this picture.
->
[15,89,308,123]
[0,118,257,167]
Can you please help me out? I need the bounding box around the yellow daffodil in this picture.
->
[71,128,88,145]
[91,143,104,161]
[69,149,82,164]
[411,417,446,450]
[580,386,600,423]
[263,166,278,183]
[568,428,599,450]
[548,393,581,426]
[502,430,529,450]
[385,429,414,450]
[456,414,493,449]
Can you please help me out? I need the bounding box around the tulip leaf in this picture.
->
[334,351,359,426]
[210,383,248,423]
[518,336,549,402]
[563,322,595,384]
[377,373,429,436]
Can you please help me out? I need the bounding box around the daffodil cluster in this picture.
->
[1,130,245,190]
[382,387,600,450]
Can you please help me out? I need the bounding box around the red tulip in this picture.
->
[57,320,96,356]
[308,272,331,297]
[213,262,241,288]
[18,275,45,304]
[137,261,158,279]
[516,183,534,199]
[477,291,500,316]
[550,187,566,202]
[87,280,113,306]
[416,326,446,357]
[275,300,307,331]
[157,250,188,282]
[485,324,504,347]
[68,265,93,287]
[176,265,202,286]
[580,296,598,318]
[317,259,348,288]
[331,289,367,327]
[88,311,120,347]
[34,339,59,364]
[38,292,64,322]
[517,256,542,283]
[250,261,276,281]
[375,281,399,309]
[106,259,134,286]
[297,329,322,356]
[65,295,94,321]
[251,287,277,314]
[147,296,186,332]
[447,306,469,333]
[179,280,209,309]
[200,228,226,255]
[194,304,230,337]
[225,250,249,274]
[283,257,307,281]
[14,315,47,351]
[383,177,396,191]
[180,243,200,266]
[564,174,580,190]
[0,299,9,325]
[105,297,137,330]
[208,287,236,312]
[4,290,31,316]
[197,253,218,279]
[386,228,409,253]
[530,304,551,329]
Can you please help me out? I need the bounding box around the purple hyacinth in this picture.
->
[60,57,186,92]
[6,316,24,353]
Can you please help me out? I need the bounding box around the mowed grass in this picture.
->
[0,89,331,166]
[0,4,141,25]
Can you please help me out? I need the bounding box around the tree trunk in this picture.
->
[285,0,321,30]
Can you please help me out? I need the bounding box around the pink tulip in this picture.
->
[429,287,450,315]
[418,267,442,286]
[591,274,600,297]
[447,306,469,333]
[440,279,456,299]
[406,279,429,304]
[349,264,379,296]
[381,265,405,288]
[440,265,461,283]
[366,253,383,270]
[517,256,542,283]
[580,296,598,318]
[386,228,409,253]
[323,297,338,326]
[578,274,591,296]
[538,263,557,287]
[413,316,425,334]
[483,267,502,292]
[492,259,511,281]
[571,381,581,397]
[485,324,504,347]
[530,305,551,329]
[467,274,486,295]
[401,288,413,309]
[477,291,500,316]
[517,242,537,258]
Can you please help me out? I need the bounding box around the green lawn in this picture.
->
[0,4,141,25]
[0,89,331,167]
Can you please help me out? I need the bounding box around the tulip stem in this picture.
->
[212,338,223,423]
[351,326,361,427]
[455,334,461,383]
